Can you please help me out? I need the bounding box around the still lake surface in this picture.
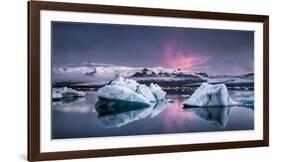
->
[52,90,254,139]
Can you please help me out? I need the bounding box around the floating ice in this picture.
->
[149,83,166,101]
[97,77,166,107]
[136,84,157,102]
[52,90,63,99]
[111,76,139,91]
[97,84,151,107]
[183,83,238,107]
[239,96,254,109]
[52,87,86,99]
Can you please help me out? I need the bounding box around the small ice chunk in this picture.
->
[183,83,238,107]
[239,96,254,108]
[52,90,63,99]
[136,84,157,102]
[60,87,86,97]
[149,83,166,101]
[97,85,151,106]
[52,87,85,99]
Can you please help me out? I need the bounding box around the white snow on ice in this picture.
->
[97,84,151,106]
[97,76,166,105]
[149,83,167,101]
[52,87,86,99]
[183,83,238,107]
[136,84,157,102]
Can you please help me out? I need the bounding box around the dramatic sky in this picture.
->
[52,22,254,75]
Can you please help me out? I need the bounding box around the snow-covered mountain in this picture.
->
[52,62,192,84]
[52,63,139,84]
[52,63,254,89]
[53,62,181,77]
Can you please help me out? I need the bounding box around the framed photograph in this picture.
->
[28,1,269,161]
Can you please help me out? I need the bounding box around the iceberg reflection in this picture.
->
[95,99,170,128]
[183,107,231,127]
[52,97,93,113]
[53,97,86,105]
[150,101,170,118]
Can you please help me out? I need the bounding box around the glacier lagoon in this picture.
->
[52,90,254,139]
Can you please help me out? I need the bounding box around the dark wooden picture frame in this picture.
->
[28,1,269,161]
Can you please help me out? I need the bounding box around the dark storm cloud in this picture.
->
[52,22,254,75]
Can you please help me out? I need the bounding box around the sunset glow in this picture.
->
[164,42,208,71]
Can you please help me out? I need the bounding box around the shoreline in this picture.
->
[52,81,254,92]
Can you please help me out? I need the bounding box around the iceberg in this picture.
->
[97,76,166,107]
[52,87,86,99]
[136,84,157,102]
[239,96,254,109]
[97,84,151,107]
[95,98,151,114]
[52,90,63,99]
[149,83,166,101]
[111,76,139,91]
[183,83,238,107]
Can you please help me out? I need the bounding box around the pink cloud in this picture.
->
[164,42,208,71]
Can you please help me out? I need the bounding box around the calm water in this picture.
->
[52,90,254,139]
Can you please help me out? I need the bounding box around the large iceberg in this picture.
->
[97,85,151,107]
[97,76,166,106]
[95,98,151,114]
[183,83,238,107]
[52,87,86,99]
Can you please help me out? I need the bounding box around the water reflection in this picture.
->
[52,91,254,139]
[150,101,170,118]
[95,98,151,115]
[183,107,231,127]
[53,97,86,105]
[52,97,93,113]
[95,99,170,128]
